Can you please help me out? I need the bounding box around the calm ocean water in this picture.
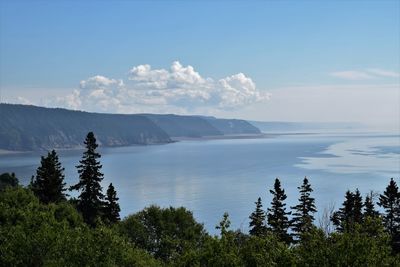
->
[1,132,399,234]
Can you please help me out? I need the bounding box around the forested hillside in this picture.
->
[0,104,262,151]
[0,104,172,150]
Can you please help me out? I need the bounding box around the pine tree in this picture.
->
[364,191,379,218]
[267,178,292,244]
[331,189,363,232]
[353,189,364,223]
[70,132,105,226]
[378,178,400,236]
[249,197,266,237]
[31,150,66,204]
[290,177,317,240]
[104,183,120,224]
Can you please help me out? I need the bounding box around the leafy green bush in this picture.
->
[0,187,160,267]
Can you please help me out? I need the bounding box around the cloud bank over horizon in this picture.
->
[50,61,270,114]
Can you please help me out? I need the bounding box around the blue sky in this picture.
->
[0,0,399,127]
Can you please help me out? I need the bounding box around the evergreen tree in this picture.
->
[31,150,66,204]
[70,132,105,226]
[331,189,363,232]
[267,178,292,244]
[378,178,400,252]
[104,183,120,224]
[378,178,400,236]
[364,191,379,219]
[0,172,19,190]
[249,197,266,237]
[216,212,231,236]
[290,177,317,240]
[353,189,364,223]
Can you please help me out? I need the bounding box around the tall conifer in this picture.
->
[290,177,317,240]
[332,189,363,232]
[104,183,120,224]
[378,178,400,236]
[364,191,379,218]
[267,178,292,244]
[378,178,400,252]
[70,132,104,226]
[249,197,266,237]
[31,150,66,204]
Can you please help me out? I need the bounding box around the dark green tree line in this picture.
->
[331,189,364,232]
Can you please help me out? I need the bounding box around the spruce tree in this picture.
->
[290,177,317,240]
[70,132,105,226]
[31,150,67,204]
[267,178,292,244]
[364,191,379,218]
[249,197,266,237]
[353,189,364,223]
[378,178,400,236]
[331,189,363,232]
[104,183,121,224]
[378,179,400,253]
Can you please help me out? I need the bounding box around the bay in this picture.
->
[0,132,399,234]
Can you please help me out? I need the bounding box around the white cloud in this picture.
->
[330,71,373,80]
[330,68,400,80]
[79,75,124,90]
[57,61,269,113]
[218,73,269,108]
[366,68,400,78]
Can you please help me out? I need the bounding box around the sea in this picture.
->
[0,132,399,234]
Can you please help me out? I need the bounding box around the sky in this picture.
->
[0,0,399,129]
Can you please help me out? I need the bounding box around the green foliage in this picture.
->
[70,132,105,226]
[332,189,364,232]
[1,141,399,266]
[378,178,400,252]
[295,223,397,266]
[30,150,67,204]
[117,205,206,262]
[216,212,231,237]
[267,178,292,244]
[290,177,317,241]
[249,197,267,237]
[0,187,160,267]
[196,233,243,267]
[0,172,18,190]
[104,183,121,224]
[239,235,295,267]
[0,184,399,266]
[364,191,379,219]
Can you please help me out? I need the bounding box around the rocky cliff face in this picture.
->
[0,104,172,151]
[0,104,262,151]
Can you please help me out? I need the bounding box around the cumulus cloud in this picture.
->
[330,68,400,80]
[57,61,269,113]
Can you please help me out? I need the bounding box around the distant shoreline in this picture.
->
[2,131,397,155]
[0,133,305,155]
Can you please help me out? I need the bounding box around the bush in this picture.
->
[0,187,160,267]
